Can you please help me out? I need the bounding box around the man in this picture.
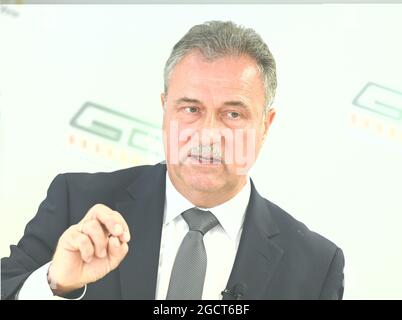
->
[1,21,344,300]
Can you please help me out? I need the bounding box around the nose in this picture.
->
[199,112,222,145]
[203,110,218,128]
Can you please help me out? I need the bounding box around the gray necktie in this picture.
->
[166,207,219,300]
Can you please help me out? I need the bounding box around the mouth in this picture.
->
[187,154,222,165]
[185,144,223,166]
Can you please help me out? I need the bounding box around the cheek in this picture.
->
[163,118,197,160]
[249,128,265,157]
[222,127,262,168]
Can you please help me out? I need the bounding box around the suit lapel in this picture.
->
[223,179,284,300]
[114,163,283,300]
[116,163,167,299]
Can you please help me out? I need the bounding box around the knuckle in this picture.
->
[93,203,106,211]
[111,210,122,217]
[78,235,89,247]
[107,210,119,220]
[106,217,117,227]
[66,225,77,235]
[65,226,79,242]
[61,227,72,240]
[86,220,99,233]
[90,203,107,216]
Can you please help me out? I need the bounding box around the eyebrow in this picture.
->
[222,100,251,110]
[174,97,201,106]
[174,97,251,111]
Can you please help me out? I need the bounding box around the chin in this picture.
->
[182,167,226,192]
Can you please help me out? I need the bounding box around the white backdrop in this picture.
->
[1,4,402,299]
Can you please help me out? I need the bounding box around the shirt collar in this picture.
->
[164,171,251,241]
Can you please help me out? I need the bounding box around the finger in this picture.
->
[93,208,130,242]
[81,220,108,258]
[83,204,131,243]
[67,230,95,263]
[107,236,129,268]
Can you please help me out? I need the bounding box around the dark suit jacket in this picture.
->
[1,162,344,300]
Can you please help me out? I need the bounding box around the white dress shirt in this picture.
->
[156,172,251,300]
[18,171,251,300]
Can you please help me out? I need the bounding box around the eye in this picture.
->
[227,111,241,119]
[183,106,199,114]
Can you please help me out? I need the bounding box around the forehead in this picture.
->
[167,51,265,107]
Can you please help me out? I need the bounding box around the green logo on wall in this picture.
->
[353,82,402,121]
[70,101,162,157]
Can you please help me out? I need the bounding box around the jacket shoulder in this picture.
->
[265,199,340,258]
[262,198,344,299]
[60,164,156,193]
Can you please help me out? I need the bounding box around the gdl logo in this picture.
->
[68,101,163,166]
[351,82,402,141]
[353,82,402,121]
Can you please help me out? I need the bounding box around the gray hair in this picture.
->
[163,20,277,114]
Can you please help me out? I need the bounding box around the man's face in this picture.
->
[161,50,275,195]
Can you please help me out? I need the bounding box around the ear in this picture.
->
[262,107,276,142]
[161,93,166,112]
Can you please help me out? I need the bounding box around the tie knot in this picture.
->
[182,207,219,235]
